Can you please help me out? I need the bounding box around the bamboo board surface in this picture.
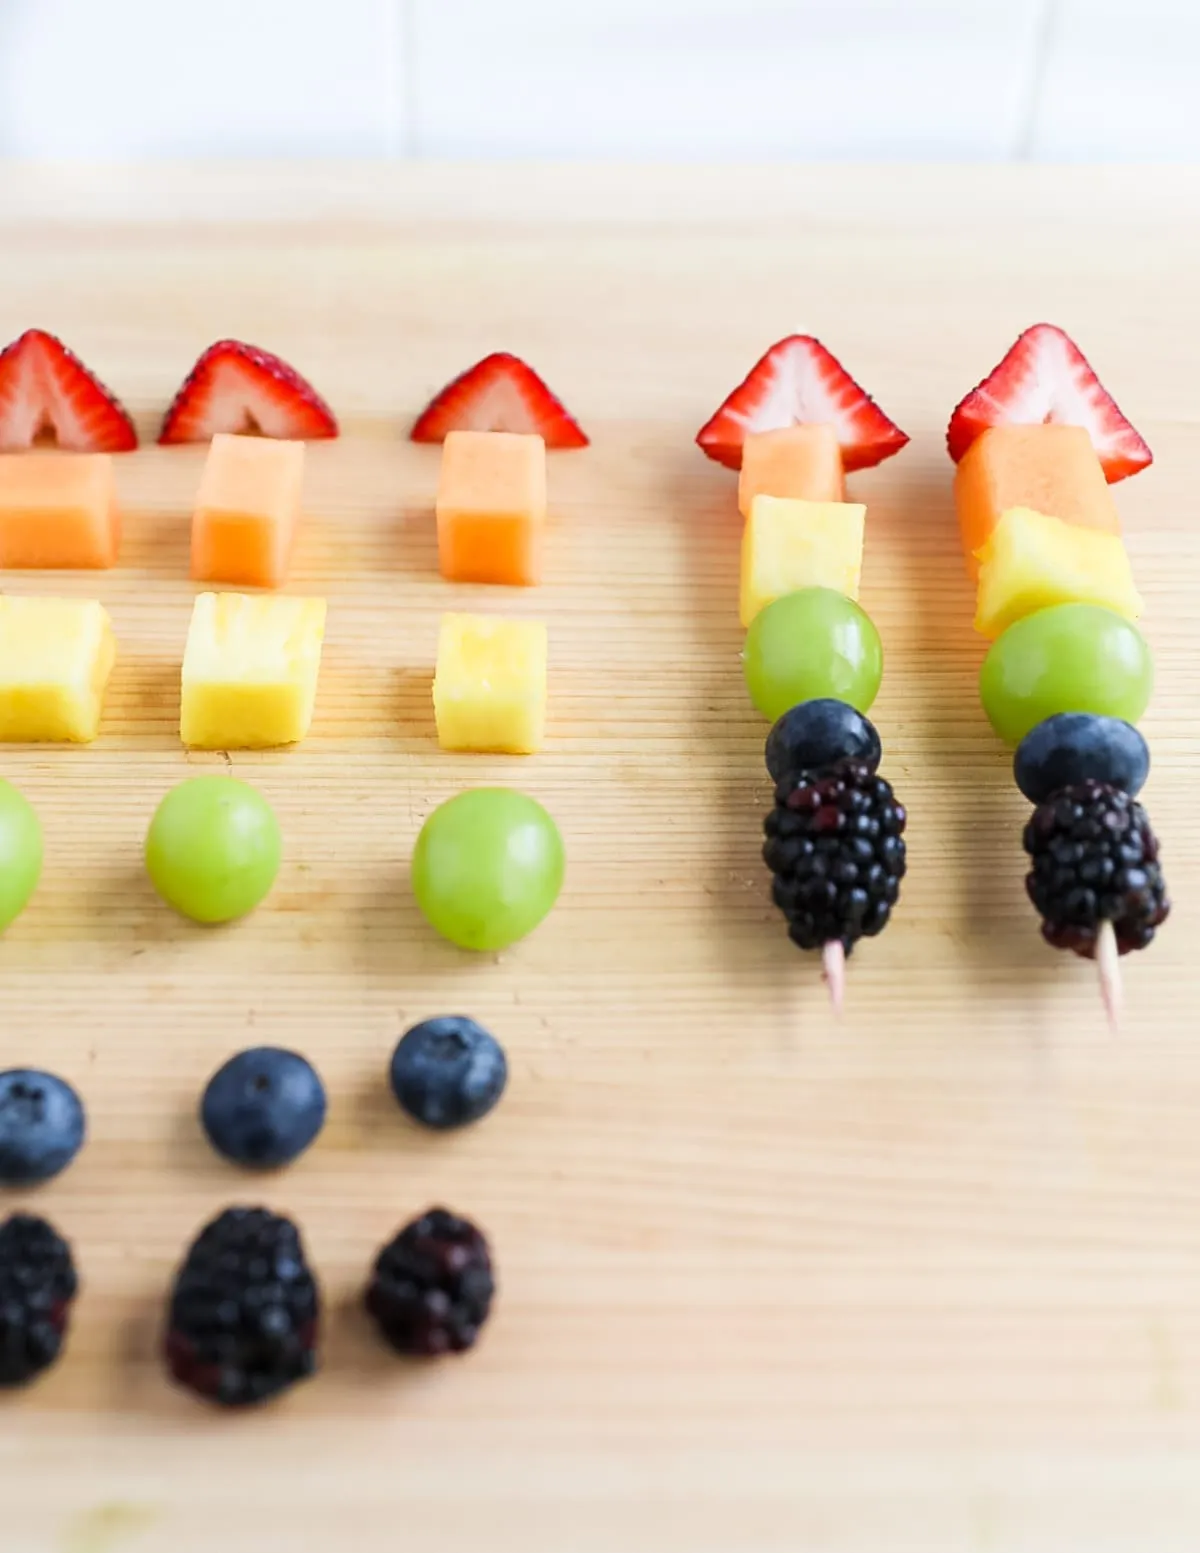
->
[2,165,1200,1553]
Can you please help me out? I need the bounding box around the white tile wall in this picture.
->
[0,0,402,157]
[1029,0,1200,160]
[410,0,1044,160]
[0,0,1196,161]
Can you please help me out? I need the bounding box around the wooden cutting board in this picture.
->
[2,166,1200,1553]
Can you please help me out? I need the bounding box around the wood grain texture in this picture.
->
[1,166,1200,1553]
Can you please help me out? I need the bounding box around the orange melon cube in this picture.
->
[737,425,845,519]
[955,424,1120,580]
[0,452,119,568]
[191,433,305,590]
[436,430,546,587]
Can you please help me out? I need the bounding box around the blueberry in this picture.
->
[0,1069,86,1186]
[766,699,882,783]
[200,1047,326,1169]
[1014,713,1150,805]
[389,1017,507,1130]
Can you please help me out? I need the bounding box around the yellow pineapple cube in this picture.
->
[0,596,115,743]
[740,496,866,627]
[974,506,1143,639]
[181,592,326,750]
[433,612,547,755]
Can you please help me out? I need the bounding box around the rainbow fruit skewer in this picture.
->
[695,336,911,1009]
[948,324,1169,1025]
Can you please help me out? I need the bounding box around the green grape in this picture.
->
[412,788,565,951]
[146,776,281,924]
[0,779,42,930]
[743,587,883,722]
[979,603,1153,746]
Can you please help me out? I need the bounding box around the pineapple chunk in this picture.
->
[974,506,1143,639]
[433,612,547,755]
[0,596,115,743]
[181,592,326,750]
[740,496,866,627]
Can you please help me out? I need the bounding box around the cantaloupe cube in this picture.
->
[433,612,547,754]
[737,424,845,519]
[740,496,866,627]
[974,506,1142,639]
[0,452,119,568]
[0,596,115,742]
[437,430,546,587]
[181,592,326,749]
[191,434,305,590]
[955,425,1119,580]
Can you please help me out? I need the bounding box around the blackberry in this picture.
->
[1024,779,1169,957]
[165,1207,319,1407]
[0,1213,78,1388]
[763,759,906,953]
[365,1207,494,1357]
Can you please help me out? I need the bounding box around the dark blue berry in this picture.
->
[389,1017,507,1130]
[766,699,882,783]
[1014,713,1150,805]
[200,1048,326,1170]
[0,1070,85,1186]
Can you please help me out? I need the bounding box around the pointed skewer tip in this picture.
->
[822,940,846,1019]
[1095,919,1123,1033]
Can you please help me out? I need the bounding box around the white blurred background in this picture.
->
[0,0,1195,161]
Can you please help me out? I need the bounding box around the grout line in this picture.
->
[1014,0,1060,161]
[400,0,420,158]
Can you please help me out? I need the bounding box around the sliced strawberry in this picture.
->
[411,353,588,448]
[947,323,1152,483]
[695,336,908,472]
[158,341,337,444]
[0,329,137,452]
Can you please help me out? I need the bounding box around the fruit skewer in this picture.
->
[948,324,1169,1024]
[696,336,910,1010]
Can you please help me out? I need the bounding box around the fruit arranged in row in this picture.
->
[948,324,1169,1014]
[0,1204,493,1397]
[0,773,565,945]
[0,1021,506,1190]
[0,591,560,755]
[695,337,910,1002]
[0,435,562,755]
[0,339,573,750]
[0,404,566,594]
[0,432,308,583]
[165,1203,494,1405]
[0,1017,507,1396]
[0,332,588,453]
[0,344,573,1404]
[0,591,325,748]
[0,332,330,453]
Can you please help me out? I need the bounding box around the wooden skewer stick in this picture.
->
[1095,918,1122,1032]
[822,940,846,1018]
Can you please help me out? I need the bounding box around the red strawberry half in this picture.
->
[695,336,908,472]
[411,353,588,448]
[159,341,338,444]
[0,329,137,452]
[947,323,1152,483]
